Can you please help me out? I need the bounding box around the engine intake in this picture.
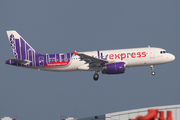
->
[102,62,125,74]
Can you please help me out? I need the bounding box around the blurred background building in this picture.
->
[78,104,180,120]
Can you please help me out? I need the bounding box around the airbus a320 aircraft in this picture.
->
[5,30,175,81]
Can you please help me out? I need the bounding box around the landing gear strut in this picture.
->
[93,71,99,81]
[150,65,155,76]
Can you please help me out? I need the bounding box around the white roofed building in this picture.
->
[2,117,12,120]
[78,104,180,120]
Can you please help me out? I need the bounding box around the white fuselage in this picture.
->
[36,47,175,72]
[5,30,176,80]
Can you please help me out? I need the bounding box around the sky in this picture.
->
[0,1,180,120]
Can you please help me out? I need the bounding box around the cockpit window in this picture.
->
[160,51,168,54]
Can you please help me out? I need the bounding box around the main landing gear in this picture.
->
[150,65,155,76]
[93,71,99,81]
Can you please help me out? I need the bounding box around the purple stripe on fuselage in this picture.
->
[56,54,59,62]
[9,52,75,67]
[71,53,74,57]
[43,53,73,66]
[67,53,70,61]
[49,54,56,62]
[61,54,65,62]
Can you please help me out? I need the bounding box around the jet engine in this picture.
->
[102,62,125,74]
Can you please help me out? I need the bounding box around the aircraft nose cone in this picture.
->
[171,54,175,61]
[169,54,175,61]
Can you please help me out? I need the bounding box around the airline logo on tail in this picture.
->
[9,34,18,59]
[7,31,37,63]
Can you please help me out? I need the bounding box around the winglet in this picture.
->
[73,51,78,56]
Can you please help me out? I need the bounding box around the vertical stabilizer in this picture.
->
[6,30,39,61]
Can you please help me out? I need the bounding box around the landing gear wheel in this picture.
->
[150,65,155,76]
[151,71,155,76]
[93,74,99,81]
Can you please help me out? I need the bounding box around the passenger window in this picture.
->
[160,51,162,54]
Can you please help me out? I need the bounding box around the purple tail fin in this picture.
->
[6,30,39,60]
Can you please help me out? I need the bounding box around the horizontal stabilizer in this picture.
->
[10,58,31,65]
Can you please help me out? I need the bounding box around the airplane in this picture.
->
[5,30,175,81]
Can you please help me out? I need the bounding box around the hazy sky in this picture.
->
[0,1,180,120]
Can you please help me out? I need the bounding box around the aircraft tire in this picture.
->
[93,74,99,81]
[151,71,155,76]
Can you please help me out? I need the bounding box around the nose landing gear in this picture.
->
[150,65,155,76]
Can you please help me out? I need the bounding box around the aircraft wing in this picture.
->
[74,51,108,68]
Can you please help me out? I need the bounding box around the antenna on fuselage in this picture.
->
[148,45,150,48]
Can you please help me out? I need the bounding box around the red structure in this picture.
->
[159,111,165,120]
[130,109,173,120]
[167,111,173,120]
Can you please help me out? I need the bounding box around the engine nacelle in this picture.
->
[102,62,125,74]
